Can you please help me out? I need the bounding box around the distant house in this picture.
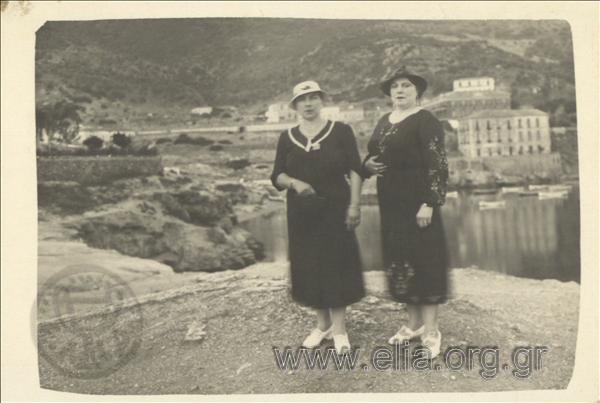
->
[452,77,495,92]
[457,109,551,158]
[265,102,296,123]
[265,102,364,123]
[190,106,213,116]
[321,105,365,123]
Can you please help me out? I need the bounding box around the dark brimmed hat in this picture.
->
[379,66,428,97]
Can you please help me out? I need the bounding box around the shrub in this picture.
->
[72,95,93,104]
[156,137,172,144]
[37,181,96,215]
[225,159,251,170]
[174,133,214,146]
[132,143,159,156]
[98,118,117,126]
[218,139,232,145]
[112,132,132,148]
[209,145,223,151]
[83,136,104,151]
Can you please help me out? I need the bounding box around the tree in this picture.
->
[36,100,84,145]
[83,135,104,151]
[111,132,132,148]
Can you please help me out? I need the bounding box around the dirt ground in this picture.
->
[38,253,579,395]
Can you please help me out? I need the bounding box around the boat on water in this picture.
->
[472,188,498,195]
[538,190,569,200]
[478,200,506,210]
[446,191,459,198]
[501,186,524,194]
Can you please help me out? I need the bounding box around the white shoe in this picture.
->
[388,325,425,345]
[302,326,333,348]
[333,333,351,355]
[420,329,442,359]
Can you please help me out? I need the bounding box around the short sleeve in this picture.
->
[338,123,364,177]
[270,131,289,191]
[418,112,449,206]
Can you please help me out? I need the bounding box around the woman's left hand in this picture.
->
[346,205,361,230]
[416,204,433,228]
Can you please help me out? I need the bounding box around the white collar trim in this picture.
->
[288,120,336,152]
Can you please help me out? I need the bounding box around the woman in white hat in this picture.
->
[362,67,449,359]
[271,80,365,354]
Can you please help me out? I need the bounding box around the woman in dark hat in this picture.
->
[271,80,365,354]
[362,67,449,359]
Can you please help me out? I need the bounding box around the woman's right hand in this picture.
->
[364,156,387,177]
[291,179,316,196]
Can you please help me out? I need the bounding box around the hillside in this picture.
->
[35,19,576,128]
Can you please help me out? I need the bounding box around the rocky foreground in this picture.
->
[38,229,579,394]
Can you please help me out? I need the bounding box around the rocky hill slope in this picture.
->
[36,19,576,127]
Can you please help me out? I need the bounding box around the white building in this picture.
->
[453,77,495,92]
[265,102,365,123]
[190,106,213,116]
[457,109,551,158]
[321,105,365,122]
[265,103,296,123]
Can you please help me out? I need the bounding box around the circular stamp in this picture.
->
[37,264,144,379]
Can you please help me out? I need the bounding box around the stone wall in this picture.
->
[447,153,563,186]
[37,156,163,185]
[480,153,562,177]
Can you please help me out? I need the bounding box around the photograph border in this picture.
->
[1,1,598,401]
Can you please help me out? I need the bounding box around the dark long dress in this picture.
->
[363,109,449,304]
[271,120,365,308]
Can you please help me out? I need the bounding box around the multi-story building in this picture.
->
[457,109,551,158]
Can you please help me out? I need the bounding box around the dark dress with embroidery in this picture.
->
[363,109,449,304]
[271,120,365,308]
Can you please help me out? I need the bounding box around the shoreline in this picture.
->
[38,220,580,323]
